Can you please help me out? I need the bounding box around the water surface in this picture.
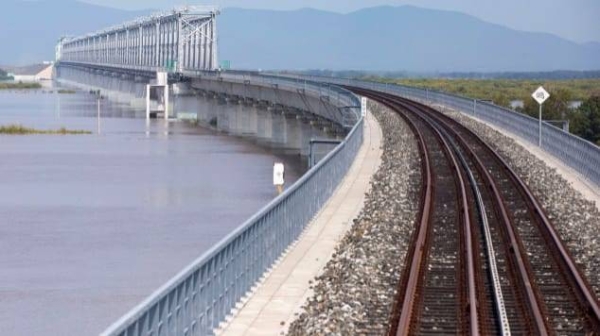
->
[0,86,314,335]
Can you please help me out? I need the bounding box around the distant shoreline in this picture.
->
[298,69,600,81]
[0,124,91,135]
[0,82,42,90]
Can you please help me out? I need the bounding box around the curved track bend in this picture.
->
[348,87,600,336]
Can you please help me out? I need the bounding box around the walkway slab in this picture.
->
[216,110,383,335]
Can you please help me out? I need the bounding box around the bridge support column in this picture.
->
[146,85,151,120]
[165,86,169,120]
[145,72,170,120]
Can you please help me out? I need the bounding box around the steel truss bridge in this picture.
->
[55,6,360,128]
[57,6,219,73]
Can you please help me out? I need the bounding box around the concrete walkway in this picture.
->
[216,110,383,336]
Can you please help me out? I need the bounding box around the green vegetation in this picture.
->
[0,124,91,135]
[363,77,600,108]
[520,89,574,120]
[57,89,77,94]
[0,82,42,89]
[366,76,600,145]
[0,69,13,81]
[568,96,600,145]
[518,91,600,145]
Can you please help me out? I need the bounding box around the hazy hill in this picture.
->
[1,1,599,72]
[1,0,148,65]
[219,6,600,72]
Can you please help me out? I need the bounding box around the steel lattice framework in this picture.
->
[57,6,219,73]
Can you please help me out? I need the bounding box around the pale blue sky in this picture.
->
[83,0,600,43]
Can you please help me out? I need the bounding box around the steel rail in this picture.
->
[411,98,600,331]
[357,88,550,335]
[426,108,546,334]
[429,115,512,336]
[396,95,550,335]
[404,96,600,333]
[376,94,434,336]
[391,97,479,336]
[340,86,599,335]
[362,91,479,335]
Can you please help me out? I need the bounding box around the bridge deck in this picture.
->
[216,110,383,336]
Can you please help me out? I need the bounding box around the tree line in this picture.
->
[0,69,13,81]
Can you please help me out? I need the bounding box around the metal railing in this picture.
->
[296,75,600,188]
[100,76,363,336]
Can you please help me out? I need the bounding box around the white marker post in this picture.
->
[97,97,101,134]
[273,163,285,195]
[361,97,367,117]
[532,86,550,147]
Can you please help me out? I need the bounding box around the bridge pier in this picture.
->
[145,72,170,120]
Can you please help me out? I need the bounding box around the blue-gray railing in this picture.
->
[295,75,600,188]
[100,76,363,336]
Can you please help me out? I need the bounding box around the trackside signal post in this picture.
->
[532,86,550,147]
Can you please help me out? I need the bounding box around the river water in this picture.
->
[0,84,328,335]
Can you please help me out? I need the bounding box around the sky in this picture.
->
[83,0,600,44]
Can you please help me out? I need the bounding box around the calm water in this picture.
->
[0,85,316,335]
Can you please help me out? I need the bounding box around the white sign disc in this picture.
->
[532,86,550,105]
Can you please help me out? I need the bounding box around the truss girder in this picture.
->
[57,7,219,73]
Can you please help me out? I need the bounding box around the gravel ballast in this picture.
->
[435,105,600,297]
[287,99,599,335]
[286,102,421,336]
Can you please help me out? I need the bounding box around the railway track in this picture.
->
[348,87,600,336]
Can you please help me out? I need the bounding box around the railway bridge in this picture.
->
[53,6,600,336]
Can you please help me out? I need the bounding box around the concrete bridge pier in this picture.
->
[284,115,303,154]
[231,102,258,137]
[217,101,231,132]
[299,122,316,157]
[256,109,273,144]
[189,90,215,126]
[226,102,242,135]
[131,79,148,109]
[270,109,288,147]
[243,106,259,136]
[145,72,169,120]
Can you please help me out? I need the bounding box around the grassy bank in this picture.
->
[0,82,42,90]
[0,124,91,135]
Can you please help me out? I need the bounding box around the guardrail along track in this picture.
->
[351,87,600,336]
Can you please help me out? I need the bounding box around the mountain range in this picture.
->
[2,0,599,72]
